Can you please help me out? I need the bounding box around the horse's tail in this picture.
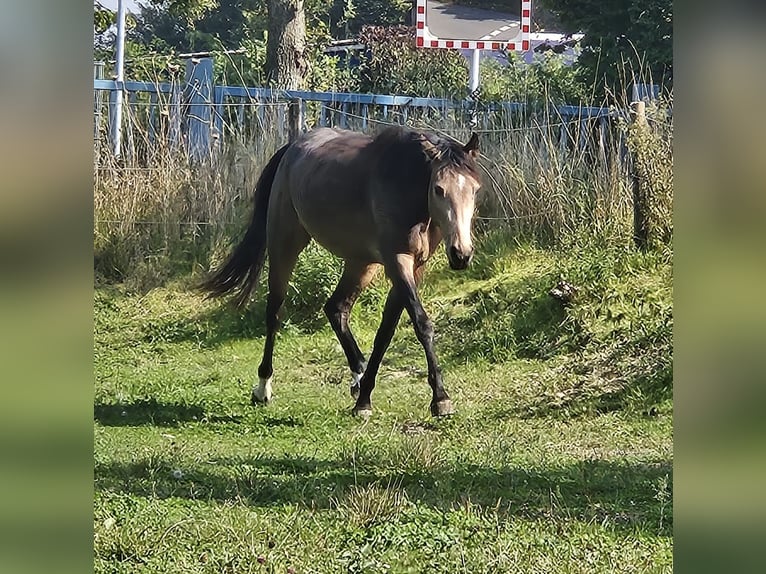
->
[201,143,290,308]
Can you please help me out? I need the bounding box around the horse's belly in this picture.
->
[300,216,382,263]
[291,181,380,262]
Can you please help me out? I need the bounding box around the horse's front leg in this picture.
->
[390,254,453,417]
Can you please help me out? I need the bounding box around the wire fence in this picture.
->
[94,59,672,281]
[94,56,673,166]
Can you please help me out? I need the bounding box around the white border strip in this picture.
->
[415,0,532,52]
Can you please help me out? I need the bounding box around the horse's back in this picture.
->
[273,128,380,261]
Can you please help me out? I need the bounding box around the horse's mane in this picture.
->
[372,126,480,178]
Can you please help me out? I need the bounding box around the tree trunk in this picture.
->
[265,0,307,90]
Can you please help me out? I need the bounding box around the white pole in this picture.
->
[469,48,480,94]
[468,49,480,127]
[112,0,127,157]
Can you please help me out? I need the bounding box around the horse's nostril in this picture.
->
[449,246,471,269]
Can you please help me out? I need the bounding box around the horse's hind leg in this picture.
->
[252,224,310,404]
[324,260,380,398]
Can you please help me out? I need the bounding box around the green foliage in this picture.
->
[539,0,672,99]
[94,2,116,34]
[95,0,672,102]
[328,0,411,37]
[356,26,468,97]
[481,51,587,105]
[305,49,360,92]
[95,0,270,85]
[100,0,413,88]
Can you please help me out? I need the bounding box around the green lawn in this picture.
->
[94,242,672,573]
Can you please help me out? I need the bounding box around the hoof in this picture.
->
[350,383,360,400]
[430,399,454,417]
[251,393,271,406]
[251,377,273,405]
[352,404,372,419]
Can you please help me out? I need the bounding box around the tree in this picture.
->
[356,26,467,97]
[265,0,308,89]
[94,2,115,35]
[328,0,410,38]
[539,0,672,99]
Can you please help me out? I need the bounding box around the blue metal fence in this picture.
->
[93,58,621,162]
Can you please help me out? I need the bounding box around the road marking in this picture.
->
[480,22,521,42]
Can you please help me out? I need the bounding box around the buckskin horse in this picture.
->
[202,126,481,417]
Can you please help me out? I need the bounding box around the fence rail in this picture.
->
[94,58,627,163]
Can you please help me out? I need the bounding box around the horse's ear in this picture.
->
[419,136,442,162]
[464,132,480,157]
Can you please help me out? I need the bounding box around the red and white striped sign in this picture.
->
[415,0,532,52]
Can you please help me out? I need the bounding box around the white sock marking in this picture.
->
[252,376,273,403]
[351,362,367,389]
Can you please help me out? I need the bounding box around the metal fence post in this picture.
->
[94,62,105,143]
[185,57,214,162]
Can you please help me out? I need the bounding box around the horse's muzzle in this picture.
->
[448,246,473,270]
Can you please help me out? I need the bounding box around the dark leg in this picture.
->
[252,229,310,404]
[352,257,451,417]
[352,286,405,417]
[324,260,380,398]
[387,254,453,416]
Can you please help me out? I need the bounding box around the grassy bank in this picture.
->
[94,237,672,573]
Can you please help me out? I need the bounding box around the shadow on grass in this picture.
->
[139,303,268,349]
[95,453,672,536]
[94,399,207,427]
[95,398,308,428]
[139,294,357,349]
[491,333,674,420]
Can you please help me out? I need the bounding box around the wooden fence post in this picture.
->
[288,97,303,141]
[630,100,649,250]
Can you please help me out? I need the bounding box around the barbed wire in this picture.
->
[96,219,231,226]
[103,101,672,134]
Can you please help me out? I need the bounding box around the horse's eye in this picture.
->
[434,185,446,198]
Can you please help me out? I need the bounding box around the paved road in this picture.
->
[425,1,522,42]
[96,0,144,13]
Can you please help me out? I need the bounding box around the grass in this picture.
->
[94,238,672,573]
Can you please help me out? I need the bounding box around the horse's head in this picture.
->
[421,133,481,270]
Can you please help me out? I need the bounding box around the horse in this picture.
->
[202,126,481,417]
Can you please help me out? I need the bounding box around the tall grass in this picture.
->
[93,86,672,288]
[94,98,285,289]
